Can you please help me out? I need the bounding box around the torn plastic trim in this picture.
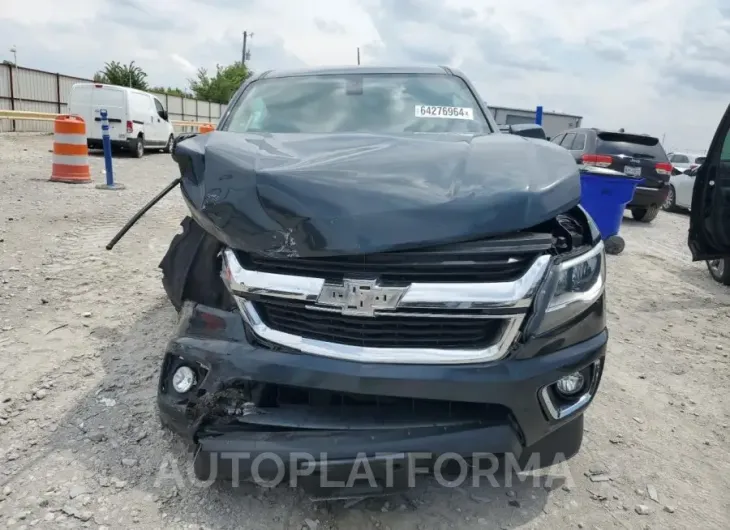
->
[220,248,551,311]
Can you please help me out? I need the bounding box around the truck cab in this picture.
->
[688,103,730,284]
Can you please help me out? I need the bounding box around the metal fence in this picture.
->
[0,63,226,133]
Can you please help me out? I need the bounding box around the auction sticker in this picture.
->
[415,105,474,120]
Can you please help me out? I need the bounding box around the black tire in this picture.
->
[631,205,659,222]
[163,134,174,154]
[661,185,676,212]
[706,259,730,285]
[159,216,231,312]
[604,235,625,255]
[133,135,145,158]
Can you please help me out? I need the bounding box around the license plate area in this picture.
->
[624,165,642,177]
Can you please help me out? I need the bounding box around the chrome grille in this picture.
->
[221,236,553,364]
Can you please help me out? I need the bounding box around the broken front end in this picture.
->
[157,206,607,495]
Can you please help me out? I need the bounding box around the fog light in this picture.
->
[172,366,197,393]
[556,372,585,396]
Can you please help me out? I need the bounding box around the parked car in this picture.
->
[662,165,697,212]
[667,151,706,175]
[69,82,175,158]
[110,65,608,493]
[550,128,671,223]
[687,106,730,285]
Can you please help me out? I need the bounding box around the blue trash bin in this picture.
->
[579,165,643,254]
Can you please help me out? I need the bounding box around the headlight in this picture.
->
[534,241,606,334]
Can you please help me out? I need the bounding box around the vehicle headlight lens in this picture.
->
[536,241,605,333]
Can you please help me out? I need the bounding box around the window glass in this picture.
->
[721,130,730,161]
[595,132,669,161]
[223,74,491,134]
[571,133,586,150]
[560,133,576,147]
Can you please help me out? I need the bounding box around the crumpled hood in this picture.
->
[173,131,581,257]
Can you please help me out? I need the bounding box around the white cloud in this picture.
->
[170,54,198,76]
[0,0,728,150]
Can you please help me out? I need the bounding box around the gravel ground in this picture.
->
[0,133,728,530]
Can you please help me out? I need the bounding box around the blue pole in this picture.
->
[535,105,543,126]
[100,109,114,186]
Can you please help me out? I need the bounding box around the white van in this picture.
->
[68,83,175,158]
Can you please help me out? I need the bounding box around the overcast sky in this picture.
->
[1,0,729,152]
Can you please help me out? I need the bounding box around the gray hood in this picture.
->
[172,131,581,257]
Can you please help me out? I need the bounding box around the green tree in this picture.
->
[189,61,252,104]
[94,61,149,90]
[151,86,192,98]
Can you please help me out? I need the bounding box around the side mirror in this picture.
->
[508,123,547,140]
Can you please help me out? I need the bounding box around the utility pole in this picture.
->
[242,31,253,66]
[9,45,20,105]
[357,47,360,65]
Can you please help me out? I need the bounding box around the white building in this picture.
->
[488,105,583,140]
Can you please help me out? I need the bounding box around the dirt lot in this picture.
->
[0,133,728,530]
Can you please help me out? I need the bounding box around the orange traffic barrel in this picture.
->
[50,115,92,184]
[199,123,215,134]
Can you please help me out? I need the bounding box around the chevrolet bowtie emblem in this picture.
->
[315,279,408,316]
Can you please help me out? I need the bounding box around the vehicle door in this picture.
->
[688,103,730,260]
[68,84,95,135]
[567,131,587,163]
[143,95,163,143]
[551,133,565,146]
[152,97,172,142]
[89,85,126,141]
[557,131,574,149]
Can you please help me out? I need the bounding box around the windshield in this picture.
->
[694,156,706,164]
[595,132,669,161]
[222,73,490,134]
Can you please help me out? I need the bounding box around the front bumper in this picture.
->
[627,185,669,208]
[159,301,607,490]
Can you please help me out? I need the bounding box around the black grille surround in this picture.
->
[236,232,552,284]
[253,298,505,349]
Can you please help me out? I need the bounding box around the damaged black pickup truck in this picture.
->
[111,66,607,495]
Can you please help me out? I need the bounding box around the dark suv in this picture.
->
[551,128,672,223]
